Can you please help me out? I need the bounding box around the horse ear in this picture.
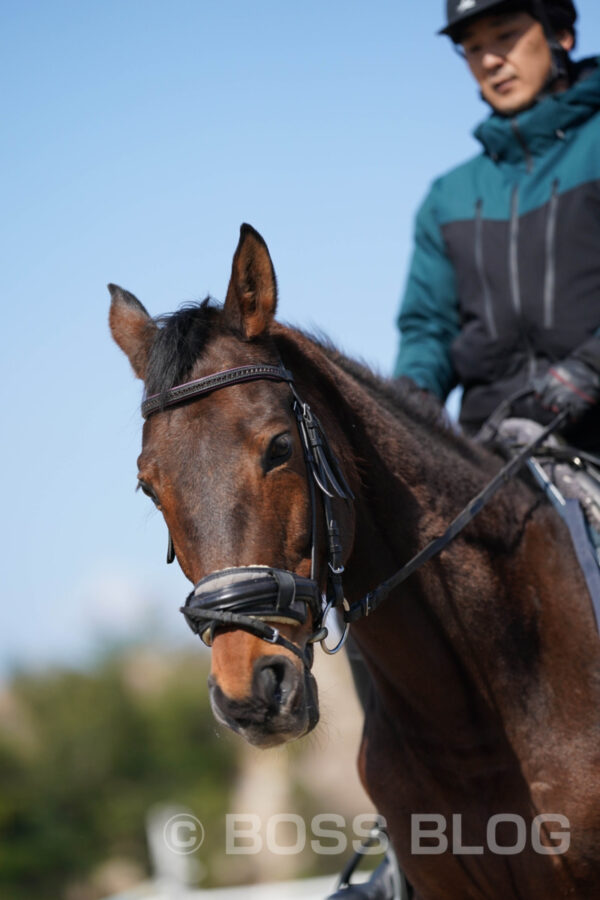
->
[108,284,157,380]
[223,224,278,339]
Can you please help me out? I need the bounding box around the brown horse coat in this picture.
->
[110,225,600,899]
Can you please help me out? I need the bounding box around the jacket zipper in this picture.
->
[475,198,498,339]
[543,180,559,329]
[525,335,538,382]
[509,186,522,317]
[508,184,537,380]
[510,120,533,173]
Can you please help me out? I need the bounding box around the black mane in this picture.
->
[318,338,446,428]
[293,332,486,467]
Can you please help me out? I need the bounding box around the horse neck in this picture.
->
[278,329,542,735]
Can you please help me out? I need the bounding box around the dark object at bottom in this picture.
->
[324,848,412,900]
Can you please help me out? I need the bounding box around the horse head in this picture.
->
[109,225,356,748]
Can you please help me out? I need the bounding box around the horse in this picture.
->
[109,224,600,899]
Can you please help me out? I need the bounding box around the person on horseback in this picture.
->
[395,0,600,452]
[329,2,599,897]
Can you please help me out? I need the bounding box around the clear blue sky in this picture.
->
[2,0,599,674]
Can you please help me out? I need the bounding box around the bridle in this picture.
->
[141,364,568,670]
[141,362,354,668]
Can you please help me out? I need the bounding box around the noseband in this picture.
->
[141,363,354,668]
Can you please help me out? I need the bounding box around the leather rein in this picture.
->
[141,363,567,669]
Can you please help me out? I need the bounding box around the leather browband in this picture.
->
[142,364,293,419]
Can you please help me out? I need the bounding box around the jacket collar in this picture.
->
[474,57,600,164]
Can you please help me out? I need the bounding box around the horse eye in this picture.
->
[137,479,161,507]
[265,433,292,471]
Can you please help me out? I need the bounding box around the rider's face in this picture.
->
[460,12,574,115]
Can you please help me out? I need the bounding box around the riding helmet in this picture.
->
[439,0,577,41]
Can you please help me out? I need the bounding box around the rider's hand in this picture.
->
[534,357,600,421]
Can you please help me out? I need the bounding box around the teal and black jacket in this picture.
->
[395,58,600,448]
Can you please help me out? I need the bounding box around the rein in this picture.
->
[142,363,567,667]
[344,408,568,623]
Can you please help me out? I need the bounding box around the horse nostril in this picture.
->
[259,665,281,704]
[254,656,296,709]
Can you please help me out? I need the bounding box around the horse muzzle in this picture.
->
[208,655,319,747]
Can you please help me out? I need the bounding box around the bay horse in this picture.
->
[109,225,600,899]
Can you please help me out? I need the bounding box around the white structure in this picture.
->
[104,873,356,900]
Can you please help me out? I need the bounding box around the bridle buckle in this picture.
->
[264,625,280,644]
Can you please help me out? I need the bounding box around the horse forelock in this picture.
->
[144,298,224,398]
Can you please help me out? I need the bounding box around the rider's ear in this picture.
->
[108,284,157,379]
[224,224,278,339]
[556,29,574,52]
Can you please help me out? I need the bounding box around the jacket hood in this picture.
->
[474,57,600,163]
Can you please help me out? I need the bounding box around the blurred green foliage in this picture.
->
[0,649,238,900]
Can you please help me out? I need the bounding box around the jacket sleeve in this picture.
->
[393,183,461,401]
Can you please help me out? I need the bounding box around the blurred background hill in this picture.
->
[0,643,370,899]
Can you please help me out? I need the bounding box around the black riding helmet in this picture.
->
[440,0,578,87]
[440,0,577,44]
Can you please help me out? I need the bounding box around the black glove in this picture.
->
[535,357,600,421]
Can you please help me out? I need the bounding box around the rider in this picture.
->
[329,3,599,898]
[394,0,600,454]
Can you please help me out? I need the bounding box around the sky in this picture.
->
[2,0,599,674]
